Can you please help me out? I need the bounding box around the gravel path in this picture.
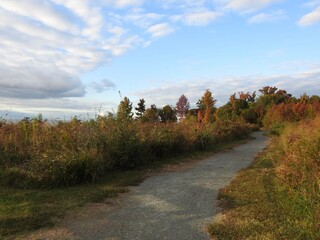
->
[27,132,268,240]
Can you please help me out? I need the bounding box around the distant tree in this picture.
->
[185,108,198,123]
[310,95,320,103]
[175,94,190,119]
[254,86,292,124]
[159,105,177,123]
[196,99,205,110]
[143,104,159,122]
[238,91,256,103]
[201,89,216,123]
[213,91,258,123]
[215,103,235,122]
[259,86,278,95]
[299,93,310,104]
[229,93,249,115]
[135,98,146,119]
[257,86,291,107]
[196,99,205,123]
[117,96,133,121]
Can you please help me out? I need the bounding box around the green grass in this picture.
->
[0,170,143,240]
[0,137,250,240]
[207,139,319,240]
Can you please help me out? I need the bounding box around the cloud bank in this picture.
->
[135,70,320,108]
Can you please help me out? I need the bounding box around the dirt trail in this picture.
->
[26,131,268,240]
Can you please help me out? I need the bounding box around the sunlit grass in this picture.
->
[0,116,253,188]
[207,131,320,240]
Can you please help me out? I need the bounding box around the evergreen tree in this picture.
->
[117,96,133,121]
[159,105,177,123]
[135,98,146,118]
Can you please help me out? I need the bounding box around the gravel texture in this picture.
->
[26,131,268,240]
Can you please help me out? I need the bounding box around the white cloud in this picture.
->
[303,0,320,8]
[158,0,208,9]
[135,70,320,107]
[248,10,286,24]
[223,0,283,13]
[174,9,223,26]
[0,0,78,33]
[103,0,145,8]
[123,8,164,28]
[103,34,144,56]
[92,79,116,93]
[0,0,145,100]
[147,23,175,38]
[51,0,104,38]
[298,7,320,26]
[0,65,85,99]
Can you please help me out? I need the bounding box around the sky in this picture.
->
[0,0,320,120]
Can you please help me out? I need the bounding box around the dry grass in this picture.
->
[0,116,253,188]
[207,136,320,240]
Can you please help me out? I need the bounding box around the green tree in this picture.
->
[159,105,177,123]
[143,104,159,122]
[135,98,146,119]
[215,103,235,121]
[117,96,133,121]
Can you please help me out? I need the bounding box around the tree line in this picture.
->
[115,86,320,127]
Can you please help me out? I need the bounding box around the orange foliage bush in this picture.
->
[263,99,320,132]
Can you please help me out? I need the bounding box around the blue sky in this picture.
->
[0,0,320,119]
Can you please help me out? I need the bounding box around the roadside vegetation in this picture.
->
[208,92,320,239]
[0,112,252,189]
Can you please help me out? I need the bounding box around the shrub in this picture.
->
[0,117,253,189]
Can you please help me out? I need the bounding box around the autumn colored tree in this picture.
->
[117,96,133,121]
[135,98,146,119]
[176,94,190,119]
[239,91,256,102]
[201,89,216,123]
[254,86,293,124]
[159,105,177,123]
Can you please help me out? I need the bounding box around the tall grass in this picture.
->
[276,116,320,233]
[0,116,253,188]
